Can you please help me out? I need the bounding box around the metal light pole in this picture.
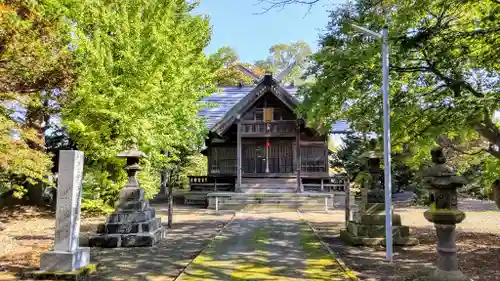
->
[351,22,393,262]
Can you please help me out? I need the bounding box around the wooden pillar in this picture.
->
[324,135,329,174]
[296,120,302,193]
[344,178,351,228]
[265,137,269,173]
[236,117,242,192]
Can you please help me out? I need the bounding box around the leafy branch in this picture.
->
[253,0,322,14]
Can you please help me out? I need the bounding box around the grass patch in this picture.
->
[230,224,270,280]
[178,234,232,281]
[299,223,351,281]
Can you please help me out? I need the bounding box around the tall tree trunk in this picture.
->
[160,168,167,197]
[24,97,50,206]
[492,180,500,209]
[167,167,177,228]
[167,182,173,228]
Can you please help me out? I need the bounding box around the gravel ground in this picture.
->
[0,204,235,281]
[1,200,498,281]
[301,199,500,281]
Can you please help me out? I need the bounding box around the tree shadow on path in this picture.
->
[89,214,234,281]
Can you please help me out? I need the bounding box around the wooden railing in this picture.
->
[240,120,296,137]
[302,176,348,192]
[188,176,236,192]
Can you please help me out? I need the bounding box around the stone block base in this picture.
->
[340,209,419,246]
[23,264,97,281]
[412,268,471,281]
[347,222,410,237]
[353,212,402,226]
[340,228,419,246]
[89,227,165,248]
[39,247,90,272]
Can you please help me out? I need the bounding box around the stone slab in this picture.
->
[340,229,384,246]
[106,208,156,223]
[89,224,165,248]
[413,268,471,281]
[115,199,149,211]
[40,247,90,272]
[340,229,419,246]
[98,217,161,234]
[97,222,139,234]
[88,234,121,248]
[347,223,410,238]
[353,213,402,226]
[118,187,144,201]
[121,227,166,247]
[359,202,386,213]
[23,264,97,281]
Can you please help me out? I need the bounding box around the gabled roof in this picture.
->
[198,76,351,135]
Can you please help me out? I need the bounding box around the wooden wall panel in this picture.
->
[210,145,236,174]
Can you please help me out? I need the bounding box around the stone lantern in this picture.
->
[340,139,418,246]
[417,147,470,281]
[363,139,385,204]
[89,146,166,248]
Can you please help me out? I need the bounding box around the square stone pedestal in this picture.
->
[40,247,90,272]
[89,187,166,247]
[340,203,419,246]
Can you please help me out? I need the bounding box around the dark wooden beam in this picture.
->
[296,120,302,192]
[236,117,242,191]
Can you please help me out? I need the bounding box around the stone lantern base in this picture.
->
[89,187,166,248]
[340,203,419,246]
[411,269,471,281]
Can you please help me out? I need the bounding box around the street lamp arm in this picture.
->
[350,23,382,39]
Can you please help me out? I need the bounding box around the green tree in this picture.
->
[63,0,215,210]
[258,40,312,84]
[210,46,256,86]
[299,0,499,196]
[0,0,75,200]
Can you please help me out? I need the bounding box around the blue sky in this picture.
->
[194,0,338,63]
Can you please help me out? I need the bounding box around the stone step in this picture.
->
[210,193,335,211]
[241,180,297,185]
[216,202,331,211]
[245,189,296,194]
[241,184,297,188]
[222,198,328,202]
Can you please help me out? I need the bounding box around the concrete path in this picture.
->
[177,208,352,281]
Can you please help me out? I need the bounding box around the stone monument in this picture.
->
[40,150,90,272]
[340,139,418,246]
[414,148,470,281]
[89,147,165,247]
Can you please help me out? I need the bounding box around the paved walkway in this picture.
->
[177,209,351,281]
[89,210,235,281]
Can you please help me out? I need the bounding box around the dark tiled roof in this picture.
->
[198,86,350,133]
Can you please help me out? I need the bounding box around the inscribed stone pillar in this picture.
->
[40,150,90,272]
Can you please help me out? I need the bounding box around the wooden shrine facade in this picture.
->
[200,73,329,189]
